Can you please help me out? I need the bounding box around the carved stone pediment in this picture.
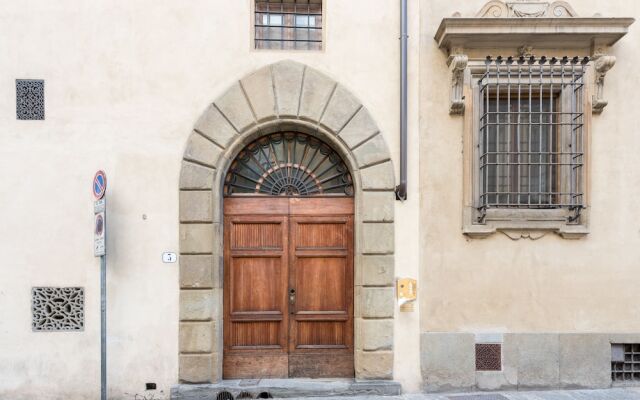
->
[436,0,634,115]
[476,0,577,18]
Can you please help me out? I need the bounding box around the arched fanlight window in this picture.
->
[224,132,353,196]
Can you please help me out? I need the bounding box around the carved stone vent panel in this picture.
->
[612,344,640,382]
[32,287,84,331]
[16,79,45,120]
[475,343,502,371]
[224,132,353,197]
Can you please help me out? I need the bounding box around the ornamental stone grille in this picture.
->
[16,79,45,120]
[32,287,84,331]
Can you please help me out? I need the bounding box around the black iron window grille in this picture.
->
[224,132,353,197]
[255,0,322,50]
[478,56,588,221]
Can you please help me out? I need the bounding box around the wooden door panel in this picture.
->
[288,354,354,378]
[288,210,354,378]
[296,321,346,347]
[296,256,346,312]
[230,321,281,348]
[289,197,354,215]
[230,256,283,312]
[295,222,348,249]
[223,197,354,379]
[224,197,289,215]
[223,354,288,379]
[224,209,289,379]
[230,222,283,250]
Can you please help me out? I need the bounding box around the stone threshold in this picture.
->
[171,379,402,399]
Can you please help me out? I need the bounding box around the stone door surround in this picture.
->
[178,60,396,383]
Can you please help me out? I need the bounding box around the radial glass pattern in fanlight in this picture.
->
[224,132,353,196]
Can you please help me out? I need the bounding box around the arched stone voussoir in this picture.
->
[184,131,223,169]
[320,84,362,135]
[240,65,277,123]
[338,107,380,150]
[299,66,337,122]
[213,82,256,133]
[272,60,305,118]
[194,104,238,149]
[353,133,392,169]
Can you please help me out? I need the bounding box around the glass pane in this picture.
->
[269,14,283,26]
[483,96,557,207]
[295,15,309,27]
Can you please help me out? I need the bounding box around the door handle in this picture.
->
[289,288,296,305]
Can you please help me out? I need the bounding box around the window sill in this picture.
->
[463,208,589,239]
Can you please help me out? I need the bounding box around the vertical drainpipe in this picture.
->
[396,0,408,201]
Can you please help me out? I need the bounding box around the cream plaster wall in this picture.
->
[0,1,422,399]
[419,0,640,333]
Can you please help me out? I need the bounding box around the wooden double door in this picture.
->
[223,197,354,378]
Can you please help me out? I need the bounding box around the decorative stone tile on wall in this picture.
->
[16,79,44,120]
[32,287,84,331]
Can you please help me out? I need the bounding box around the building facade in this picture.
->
[0,0,638,399]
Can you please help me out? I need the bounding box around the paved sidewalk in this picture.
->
[288,388,640,400]
[407,388,640,399]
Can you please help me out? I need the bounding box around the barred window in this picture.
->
[255,0,322,50]
[477,56,588,220]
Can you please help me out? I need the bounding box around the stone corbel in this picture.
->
[591,46,616,114]
[448,48,468,115]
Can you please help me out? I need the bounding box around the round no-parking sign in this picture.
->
[93,170,107,200]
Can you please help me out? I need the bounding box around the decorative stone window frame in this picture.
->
[434,0,634,239]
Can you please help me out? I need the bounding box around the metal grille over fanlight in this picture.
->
[224,132,353,197]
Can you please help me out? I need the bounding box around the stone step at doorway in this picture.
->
[171,379,402,400]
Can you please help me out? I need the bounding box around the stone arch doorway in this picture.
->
[178,60,396,383]
[222,131,356,379]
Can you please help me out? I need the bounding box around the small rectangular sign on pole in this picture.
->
[94,200,106,257]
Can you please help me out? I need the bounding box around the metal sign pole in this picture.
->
[93,170,108,400]
[99,249,106,400]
